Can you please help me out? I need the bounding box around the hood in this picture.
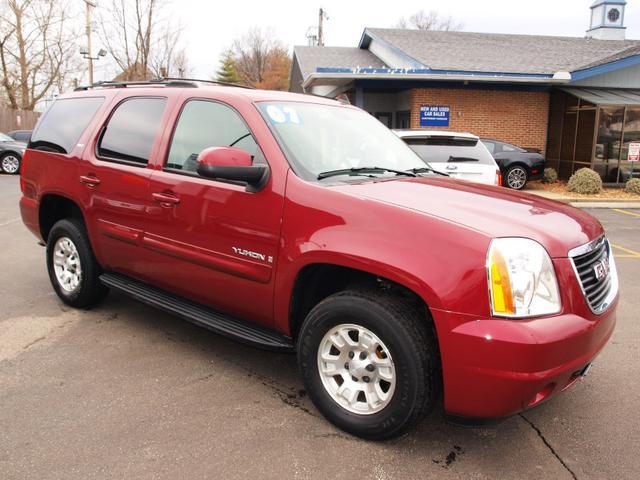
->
[329,177,602,258]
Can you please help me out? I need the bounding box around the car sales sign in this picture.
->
[420,105,450,127]
[629,142,640,162]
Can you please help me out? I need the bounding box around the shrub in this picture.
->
[567,168,602,195]
[625,178,640,195]
[542,167,558,183]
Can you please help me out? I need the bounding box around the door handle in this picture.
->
[446,165,458,171]
[80,175,101,187]
[152,192,180,207]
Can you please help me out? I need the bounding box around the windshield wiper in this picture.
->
[317,167,417,180]
[448,156,479,162]
[407,167,449,177]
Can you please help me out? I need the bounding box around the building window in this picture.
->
[619,107,640,182]
[594,106,624,182]
[375,112,392,128]
[395,111,410,129]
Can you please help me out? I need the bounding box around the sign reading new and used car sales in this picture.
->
[420,105,450,127]
[629,142,640,162]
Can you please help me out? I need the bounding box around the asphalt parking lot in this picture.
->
[1,173,638,480]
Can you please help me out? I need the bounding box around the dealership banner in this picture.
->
[420,105,450,127]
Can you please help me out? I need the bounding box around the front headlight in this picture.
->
[487,238,561,318]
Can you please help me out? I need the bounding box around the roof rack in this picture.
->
[74,77,254,91]
[161,77,255,89]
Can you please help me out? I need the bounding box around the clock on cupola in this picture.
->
[586,0,627,40]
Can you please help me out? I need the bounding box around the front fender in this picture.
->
[273,173,492,334]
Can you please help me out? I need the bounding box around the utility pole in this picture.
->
[317,8,328,47]
[84,1,96,85]
[306,8,328,47]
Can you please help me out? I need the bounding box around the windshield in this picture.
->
[403,137,496,165]
[258,102,431,181]
[0,132,13,142]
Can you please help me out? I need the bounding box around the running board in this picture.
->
[99,272,294,352]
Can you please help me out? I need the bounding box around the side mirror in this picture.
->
[196,147,269,192]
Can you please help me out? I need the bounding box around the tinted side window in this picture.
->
[98,97,167,165]
[29,97,104,154]
[17,132,31,142]
[166,100,263,173]
[483,140,496,154]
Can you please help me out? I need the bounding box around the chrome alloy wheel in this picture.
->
[507,166,527,189]
[1,154,20,174]
[53,236,82,293]
[317,323,396,415]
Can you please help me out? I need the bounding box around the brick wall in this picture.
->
[410,87,550,152]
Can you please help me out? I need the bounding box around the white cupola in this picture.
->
[587,1,626,40]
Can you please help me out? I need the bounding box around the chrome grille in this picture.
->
[569,236,618,314]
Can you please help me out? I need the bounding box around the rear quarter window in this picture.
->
[29,97,105,154]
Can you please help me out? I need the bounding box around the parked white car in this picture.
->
[394,130,501,186]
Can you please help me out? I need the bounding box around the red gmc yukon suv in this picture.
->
[20,80,618,439]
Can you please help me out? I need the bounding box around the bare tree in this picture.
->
[99,0,188,81]
[0,0,79,110]
[396,10,463,31]
[170,49,189,78]
[99,0,157,81]
[150,22,189,78]
[230,27,290,90]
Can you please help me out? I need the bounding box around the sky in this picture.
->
[89,0,640,82]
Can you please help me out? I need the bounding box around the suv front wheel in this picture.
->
[297,288,438,440]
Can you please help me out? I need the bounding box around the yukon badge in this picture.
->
[232,247,273,264]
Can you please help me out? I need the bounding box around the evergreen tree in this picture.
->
[216,51,240,84]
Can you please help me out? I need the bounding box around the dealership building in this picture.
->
[290,1,640,184]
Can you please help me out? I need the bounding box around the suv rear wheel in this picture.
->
[46,218,109,308]
[297,288,438,439]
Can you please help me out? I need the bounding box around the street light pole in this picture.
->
[84,1,96,85]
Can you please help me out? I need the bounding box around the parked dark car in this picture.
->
[481,138,546,190]
[0,132,26,174]
[7,130,32,143]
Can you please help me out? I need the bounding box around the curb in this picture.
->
[525,191,640,208]
[570,202,640,209]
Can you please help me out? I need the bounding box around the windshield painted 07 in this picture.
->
[0,132,13,142]
[258,102,432,181]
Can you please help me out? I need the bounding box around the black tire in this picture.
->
[0,152,22,175]
[297,288,439,440]
[46,218,109,308]
[504,165,528,190]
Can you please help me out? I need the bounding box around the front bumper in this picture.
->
[434,258,618,419]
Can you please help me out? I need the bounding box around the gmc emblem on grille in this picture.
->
[593,258,609,281]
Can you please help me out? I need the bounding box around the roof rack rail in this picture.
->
[74,77,254,91]
[159,77,255,89]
